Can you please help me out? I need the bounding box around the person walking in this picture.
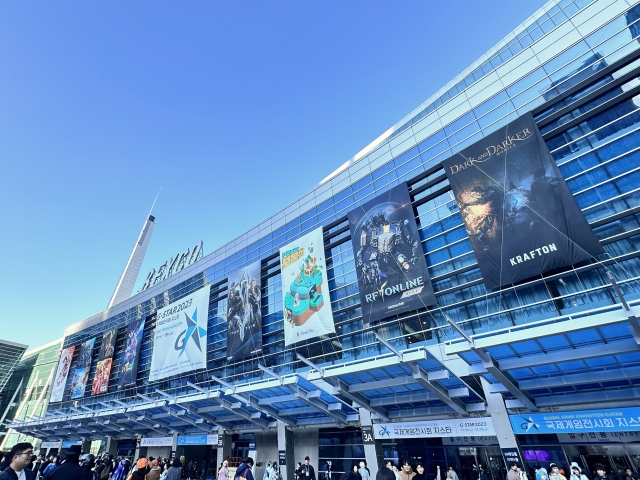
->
[235,458,255,480]
[507,465,519,480]
[0,443,36,480]
[43,445,92,480]
[359,463,370,480]
[301,458,316,480]
[218,460,229,480]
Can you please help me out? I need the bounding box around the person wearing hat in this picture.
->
[301,457,316,480]
[0,442,36,480]
[549,465,566,480]
[43,445,92,480]
[569,463,588,480]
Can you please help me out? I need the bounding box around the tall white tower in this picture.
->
[107,214,156,308]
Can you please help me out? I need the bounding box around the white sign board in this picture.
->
[149,285,211,381]
[374,418,495,439]
[140,437,174,447]
[41,441,61,449]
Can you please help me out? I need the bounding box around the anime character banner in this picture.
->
[70,337,96,399]
[149,284,210,381]
[348,182,436,324]
[91,328,117,396]
[280,227,335,346]
[118,317,145,388]
[49,346,75,403]
[442,113,603,290]
[226,261,263,361]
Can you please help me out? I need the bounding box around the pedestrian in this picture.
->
[624,469,639,480]
[146,460,161,480]
[535,467,548,480]
[42,457,60,478]
[234,457,255,480]
[592,466,608,480]
[399,462,415,480]
[377,468,397,480]
[219,460,229,480]
[0,443,36,480]
[517,466,529,480]
[569,464,588,480]
[165,459,182,480]
[43,445,91,480]
[301,457,316,480]
[414,464,439,480]
[448,469,459,480]
[339,467,359,480]
[264,462,273,480]
[507,464,519,480]
[360,462,370,480]
[478,467,489,480]
[271,463,280,480]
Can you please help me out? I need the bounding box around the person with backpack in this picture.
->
[235,458,255,480]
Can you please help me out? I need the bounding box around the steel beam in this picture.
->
[411,367,469,416]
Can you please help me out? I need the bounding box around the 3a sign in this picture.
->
[361,426,374,444]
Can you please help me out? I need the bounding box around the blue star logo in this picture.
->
[521,416,540,432]
[178,308,207,357]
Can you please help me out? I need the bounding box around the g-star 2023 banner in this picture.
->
[280,227,335,345]
[149,284,211,381]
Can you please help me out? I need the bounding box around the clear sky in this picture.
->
[0,1,546,349]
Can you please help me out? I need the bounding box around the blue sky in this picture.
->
[0,1,545,349]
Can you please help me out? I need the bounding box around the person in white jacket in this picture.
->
[569,463,588,480]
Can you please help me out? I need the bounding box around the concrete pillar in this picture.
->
[359,408,382,475]
[216,432,232,468]
[81,439,92,454]
[481,378,525,472]
[105,436,118,457]
[277,421,294,480]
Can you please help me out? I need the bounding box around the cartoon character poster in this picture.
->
[91,328,117,395]
[442,112,603,290]
[226,262,262,361]
[49,346,75,403]
[69,337,96,399]
[118,317,145,388]
[348,182,436,324]
[279,227,335,345]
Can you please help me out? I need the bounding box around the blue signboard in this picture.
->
[61,440,80,448]
[178,435,207,446]
[510,407,640,434]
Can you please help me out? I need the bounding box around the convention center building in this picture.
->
[9,0,640,479]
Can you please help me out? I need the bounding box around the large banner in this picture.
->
[373,418,495,439]
[92,328,117,395]
[69,337,96,399]
[226,261,262,361]
[442,113,603,290]
[348,182,436,324]
[510,407,640,434]
[49,346,75,403]
[280,227,335,345]
[149,285,211,381]
[118,317,145,388]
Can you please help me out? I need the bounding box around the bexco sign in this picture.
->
[141,241,204,291]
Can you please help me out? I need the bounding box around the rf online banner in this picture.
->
[69,337,96,399]
[149,284,211,381]
[442,113,603,290]
[91,328,117,395]
[226,261,263,361]
[49,345,76,403]
[118,317,145,388]
[348,182,436,324]
[280,226,335,345]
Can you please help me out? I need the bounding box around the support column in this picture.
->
[105,436,118,457]
[81,439,92,454]
[277,421,294,480]
[216,433,232,468]
[481,378,525,472]
[172,432,179,460]
[359,408,381,474]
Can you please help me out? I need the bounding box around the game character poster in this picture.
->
[49,346,75,403]
[226,261,263,361]
[280,226,336,346]
[118,317,145,388]
[70,337,96,399]
[348,182,437,325]
[442,112,603,290]
[149,284,210,381]
[91,328,117,395]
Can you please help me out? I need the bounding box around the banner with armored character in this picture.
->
[118,317,145,388]
[348,182,436,324]
[69,337,96,399]
[149,284,210,381]
[280,227,335,345]
[226,261,263,361]
[91,328,117,395]
[442,112,603,290]
[49,345,76,403]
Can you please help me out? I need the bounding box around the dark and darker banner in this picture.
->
[442,112,603,290]
[226,261,263,361]
[348,182,436,324]
[118,317,145,388]
[92,328,117,395]
[69,337,95,399]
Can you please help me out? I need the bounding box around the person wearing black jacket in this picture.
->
[0,442,36,480]
[301,457,316,480]
[235,458,255,480]
[43,446,91,480]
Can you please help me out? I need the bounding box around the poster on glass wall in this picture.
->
[442,112,603,290]
[70,337,96,399]
[118,317,146,388]
[226,261,262,361]
[348,182,436,325]
[280,226,335,345]
[91,328,117,395]
[49,346,76,403]
[149,284,211,381]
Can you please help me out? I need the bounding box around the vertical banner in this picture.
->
[70,337,96,399]
[226,261,263,361]
[280,226,335,345]
[49,346,76,403]
[149,285,210,381]
[91,328,117,395]
[118,317,145,388]
[442,113,603,290]
[348,182,436,324]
